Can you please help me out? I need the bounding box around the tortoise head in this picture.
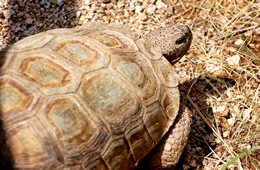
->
[146,23,192,64]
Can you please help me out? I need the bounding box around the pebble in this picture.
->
[117,1,125,8]
[242,108,252,121]
[189,159,197,167]
[106,3,113,10]
[135,5,142,13]
[156,0,167,9]
[254,27,260,35]
[223,131,230,137]
[25,18,33,24]
[227,117,236,127]
[3,10,12,19]
[227,55,241,66]
[139,12,147,21]
[213,105,229,117]
[57,0,63,5]
[234,39,244,46]
[76,11,81,18]
[146,4,156,15]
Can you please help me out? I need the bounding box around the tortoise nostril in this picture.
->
[176,37,186,44]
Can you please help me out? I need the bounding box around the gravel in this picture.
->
[0,0,188,50]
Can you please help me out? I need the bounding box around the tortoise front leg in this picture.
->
[138,106,193,169]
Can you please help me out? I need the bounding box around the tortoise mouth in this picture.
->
[171,25,192,64]
[170,56,182,65]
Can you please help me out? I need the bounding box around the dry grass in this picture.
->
[171,0,260,169]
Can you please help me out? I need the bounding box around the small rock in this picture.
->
[242,108,251,121]
[227,117,236,127]
[226,88,233,98]
[129,2,135,10]
[57,0,63,5]
[156,0,167,9]
[23,30,30,36]
[135,5,143,13]
[240,143,251,151]
[28,26,37,33]
[226,46,236,54]
[223,131,230,137]
[206,63,229,77]
[213,105,229,117]
[139,13,147,21]
[234,39,244,47]
[3,10,12,19]
[254,27,260,35]
[117,0,124,8]
[106,3,113,10]
[138,24,143,30]
[227,55,241,66]
[41,0,51,8]
[76,11,81,18]
[146,5,156,15]
[189,159,196,167]
[25,18,33,24]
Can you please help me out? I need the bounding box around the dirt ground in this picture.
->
[0,0,259,169]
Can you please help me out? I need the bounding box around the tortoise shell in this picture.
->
[0,22,181,169]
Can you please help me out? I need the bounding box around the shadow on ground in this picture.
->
[177,74,236,169]
[137,72,236,169]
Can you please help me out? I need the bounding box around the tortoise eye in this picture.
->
[176,37,186,44]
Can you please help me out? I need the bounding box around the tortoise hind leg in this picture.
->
[138,106,192,169]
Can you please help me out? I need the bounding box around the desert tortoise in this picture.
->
[0,22,192,169]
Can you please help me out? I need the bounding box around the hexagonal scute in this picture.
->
[96,34,122,48]
[56,41,97,65]
[87,30,138,53]
[82,156,107,170]
[160,86,180,121]
[7,119,62,169]
[111,52,159,104]
[43,97,100,158]
[125,123,154,162]
[136,38,162,60]
[151,59,179,87]
[0,79,32,115]
[49,37,110,73]
[102,138,134,169]
[20,57,70,88]
[143,101,169,143]
[79,70,139,129]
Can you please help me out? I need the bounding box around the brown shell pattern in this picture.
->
[0,22,180,169]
